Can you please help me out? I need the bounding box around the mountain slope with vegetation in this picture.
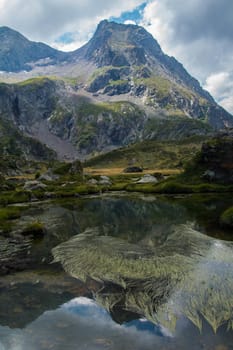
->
[0,21,232,160]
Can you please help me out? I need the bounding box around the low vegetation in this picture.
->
[84,137,205,170]
[220,206,233,228]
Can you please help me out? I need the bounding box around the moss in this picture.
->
[0,205,29,233]
[134,76,171,99]
[0,206,22,221]
[108,79,128,86]
[220,206,233,228]
[22,221,46,237]
[0,190,31,205]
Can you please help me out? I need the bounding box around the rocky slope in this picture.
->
[0,21,232,159]
[0,77,214,159]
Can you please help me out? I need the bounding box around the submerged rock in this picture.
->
[0,238,31,275]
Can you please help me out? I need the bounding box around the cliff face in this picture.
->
[0,78,214,159]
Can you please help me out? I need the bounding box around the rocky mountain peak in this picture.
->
[76,20,163,67]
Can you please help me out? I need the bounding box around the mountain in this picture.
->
[0,26,68,72]
[75,20,212,101]
[0,21,232,160]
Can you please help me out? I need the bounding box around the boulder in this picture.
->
[88,178,98,185]
[123,166,143,173]
[38,169,59,181]
[99,175,112,185]
[24,180,47,191]
[137,174,158,184]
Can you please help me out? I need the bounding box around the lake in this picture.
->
[0,193,233,349]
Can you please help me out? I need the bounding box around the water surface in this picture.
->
[0,193,233,349]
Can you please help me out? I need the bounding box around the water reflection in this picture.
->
[1,194,233,349]
[53,224,233,333]
[0,297,232,350]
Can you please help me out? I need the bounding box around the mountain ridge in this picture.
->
[0,20,232,160]
[0,26,68,72]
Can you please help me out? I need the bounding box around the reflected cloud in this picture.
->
[0,295,232,350]
[0,297,169,350]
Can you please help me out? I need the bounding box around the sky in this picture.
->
[0,0,232,113]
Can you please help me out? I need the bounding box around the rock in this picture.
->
[152,172,165,180]
[123,166,143,173]
[23,180,47,191]
[38,169,59,181]
[137,174,158,184]
[201,170,215,181]
[0,237,31,275]
[99,176,112,185]
[103,82,131,96]
[88,178,98,185]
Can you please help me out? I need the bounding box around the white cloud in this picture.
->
[1,0,233,113]
[124,20,136,25]
[0,0,143,44]
[204,72,233,112]
[140,0,233,113]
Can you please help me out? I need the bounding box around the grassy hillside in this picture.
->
[84,136,207,170]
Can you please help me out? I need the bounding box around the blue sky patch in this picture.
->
[110,2,147,24]
[56,32,74,44]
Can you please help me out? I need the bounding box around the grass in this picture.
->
[0,205,28,233]
[220,206,233,228]
[134,76,172,99]
[84,138,205,170]
[16,76,59,87]
[84,167,181,176]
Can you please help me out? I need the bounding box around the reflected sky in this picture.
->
[0,297,232,350]
[0,297,170,350]
[1,195,233,349]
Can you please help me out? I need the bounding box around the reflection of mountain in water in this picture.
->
[53,224,233,333]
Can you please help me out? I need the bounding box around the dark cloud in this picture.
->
[141,0,233,112]
[162,0,233,42]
